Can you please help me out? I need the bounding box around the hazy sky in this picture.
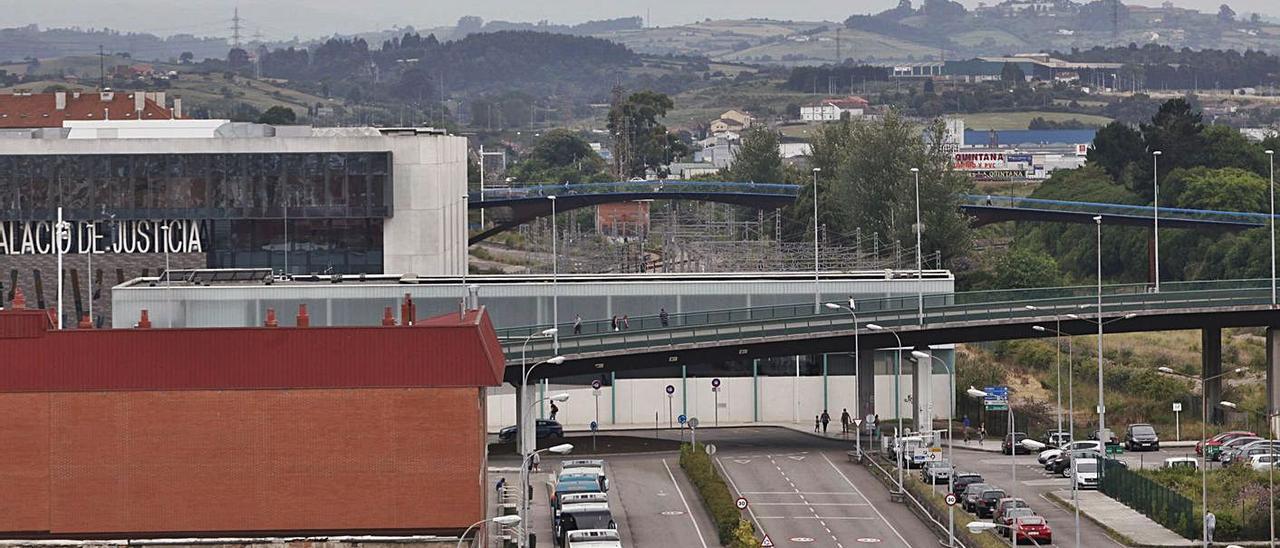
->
[5,0,1279,41]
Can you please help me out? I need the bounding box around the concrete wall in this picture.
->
[382,134,468,276]
[487,373,956,431]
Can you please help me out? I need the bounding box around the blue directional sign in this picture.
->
[984,385,1010,411]
[590,420,599,432]
[678,414,687,425]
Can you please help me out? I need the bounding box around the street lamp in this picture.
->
[966,521,1042,547]
[54,208,70,330]
[1093,215,1107,446]
[548,195,560,352]
[826,299,862,459]
[868,322,906,494]
[1152,150,1162,293]
[1268,149,1276,306]
[1034,322,1082,548]
[967,386,1016,487]
[1219,400,1278,548]
[1156,366,1247,547]
[519,331,559,455]
[1027,306,1065,441]
[812,167,822,314]
[518,359,565,548]
[912,348,955,548]
[912,167,923,326]
[457,513,523,548]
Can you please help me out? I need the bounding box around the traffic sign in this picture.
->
[706,443,718,456]
[712,378,721,388]
[1173,402,1183,412]
[678,414,687,425]
[735,496,747,509]
[761,534,774,547]
[945,493,958,506]
[666,384,675,395]
[592,379,602,390]
[590,420,598,432]
[688,417,700,428]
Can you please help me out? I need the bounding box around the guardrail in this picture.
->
[472,181,802,202]
[504,279,1276,360]
[961,194,1272,226]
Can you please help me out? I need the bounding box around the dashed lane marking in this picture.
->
[661,458,710,548]
[822,453,911,546]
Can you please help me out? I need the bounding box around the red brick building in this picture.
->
[0,297,504,538]
[0,90,182,129]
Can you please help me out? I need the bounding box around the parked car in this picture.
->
[559,468,609,492]
[555,502,616,546]
[551,478,606,519]
[1049,448,1103,476]
[1072,458,1100,489]
[1198,430,1257,457]
[1226,444,1280,467]
[995,497,1031,526]
[951,473,984,498]
[976,487,1008,518]
[962,483,993,513]
[1215,436,1263,462]
[1001,507,1036,537]
[1040,441,1103,466]
[1003,432,1032,455]
[1012,515,1053,545]
[565,529,622,548]
[1250,454,1280,471]
[921,460,954,484]
[1124,423,1160,451]
[1162,457,1199,470]
[1044,430,1072,448]
[498,418,564,442]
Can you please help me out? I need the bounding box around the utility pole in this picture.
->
[231,7,243,48]
[98,45,105,90]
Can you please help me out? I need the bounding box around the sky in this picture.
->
[4,0,1279,41]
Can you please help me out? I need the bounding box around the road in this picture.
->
[946,442,1194,547]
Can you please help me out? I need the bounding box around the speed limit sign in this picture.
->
[945,493,958,507]
[736,497,749,510]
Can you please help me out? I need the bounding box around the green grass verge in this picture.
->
[680,443,761,548]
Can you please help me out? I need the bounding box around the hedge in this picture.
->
[679,442,761,548]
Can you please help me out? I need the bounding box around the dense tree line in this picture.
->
[783,65,890,93]
[1059,44,1280,89]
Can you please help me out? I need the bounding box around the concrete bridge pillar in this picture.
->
[1203,327,1223,425]
[913,346,929,431]
[858,349,875,424]
[1267,328,1280,437]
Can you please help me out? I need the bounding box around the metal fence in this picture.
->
[1099,459,1200,539]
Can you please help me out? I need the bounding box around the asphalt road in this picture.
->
[945,443,1193,547]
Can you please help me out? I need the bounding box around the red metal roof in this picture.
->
[0,91,178,129]
[0,307,506,392]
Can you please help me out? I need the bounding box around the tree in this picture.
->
[1218,4,1237,23]
[227,47,250,69]
[1138,98,1205,197]
[257,106,297,125]
[607,88,678,178]
[179,51,194,64]
[507,129,608,184]
[1087,121,1145,182]
[726,127,784,183]
[989,248,1066,290]
[1000,62,1026,82]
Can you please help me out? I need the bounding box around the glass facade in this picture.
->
[0,152,392,220]
[0,152,392,275]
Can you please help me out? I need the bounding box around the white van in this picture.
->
[565,529,623,547]
[1072,458,1100,489]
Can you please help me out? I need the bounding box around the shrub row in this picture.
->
[679,443,760,548]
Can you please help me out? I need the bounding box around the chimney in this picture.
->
[172,96,183,118]
[296,304,310,327]
[54,91,66,110]
[134,92,145,116]
[137,309,152,329]
[382,306,397,326]
[264,308,279,327]
[78,313,93,329]
[100,90,113,102]
[154,91,165,110]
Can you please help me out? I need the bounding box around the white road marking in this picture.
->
[756,516,877,520]
[822,453,911,546]
[741,491,865,495]
[755,502,870,506]
[662,458,710,548]
[716,455,769,540]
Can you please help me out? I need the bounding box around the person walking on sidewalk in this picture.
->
[573,314,582,335]
[820,410,831,434]
[977,424,987,446]
[1205,511,1216,543]
[659,307,669,327]
[840,408,851,434]
[814,415,821,432]
[962,415,972,444]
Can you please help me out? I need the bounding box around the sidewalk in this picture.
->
[1048,490,1197,547]
[563,420,1010,452]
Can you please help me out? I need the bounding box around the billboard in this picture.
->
[954,152,1007,170]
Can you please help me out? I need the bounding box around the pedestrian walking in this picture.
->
[840,408,851,434]
[611,315,619,332]
[622,315,630,329]
[495,477,506,496]
[531,451,541,472]
[962,415,972,444]
[820,410,831,434]
[814,415,821,432]
[659,307,669,327]
[985,194,993,206]
[573,314,582,335]
[978,424,987,446]
[549,401,559,421]
[1205,511,1216,543]
[873,413,880,437]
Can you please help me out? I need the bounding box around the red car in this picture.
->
[1197,431,1256,456]
[1012,515,1052,545]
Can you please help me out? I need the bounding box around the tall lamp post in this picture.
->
[913,349,955,548]
[1093,215,1107,444]
[548,195,560,352]
[826,298,861,458]
[1157,366,1246,548]
[1268,149,1276,306]
[1219,400,1279,548]
[968,386,1016,486]
[1027,306,1065,439]
[54,207,70,329]
[912,167,923,325]
[868,322,905,493]
[1152,150,1162,293]
[1034,323,1080,548]
[519,329,559,458]
[520,391,569,548]
[812,167,822,313]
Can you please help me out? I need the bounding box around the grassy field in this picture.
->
[959,111,1113,130]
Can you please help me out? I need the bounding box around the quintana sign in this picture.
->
[0,219,204,255]
[953,151,1007,170]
